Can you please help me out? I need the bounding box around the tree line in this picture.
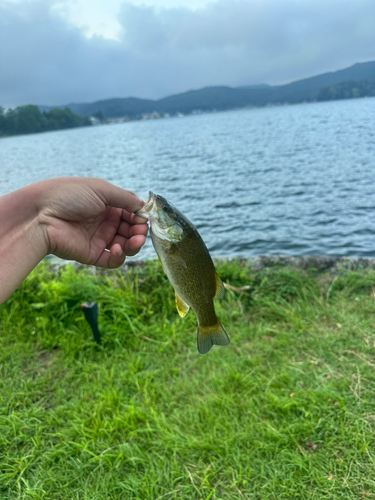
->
[317,80,375,101]
[0,105,91,137]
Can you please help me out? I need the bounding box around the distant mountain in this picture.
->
[265,61,375,103]
[41,61,375,119]
[238,84,272,89]
[67,97,157,120]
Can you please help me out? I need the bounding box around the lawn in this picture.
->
[0,259,375,499]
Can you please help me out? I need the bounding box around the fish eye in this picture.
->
[162,205,170,212]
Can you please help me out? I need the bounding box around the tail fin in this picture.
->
[197,321,230,355]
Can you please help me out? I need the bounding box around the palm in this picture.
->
[48,207,121,262]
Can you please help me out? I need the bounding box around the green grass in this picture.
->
[1,259,375,499]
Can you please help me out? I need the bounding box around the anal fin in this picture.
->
[197,321,230,355]
[175,292,190,318]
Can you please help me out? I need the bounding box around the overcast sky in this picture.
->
[1,0,375,107]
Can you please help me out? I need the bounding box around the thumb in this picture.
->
[89,179,145,212]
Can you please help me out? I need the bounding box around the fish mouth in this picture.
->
[135,191,155,219]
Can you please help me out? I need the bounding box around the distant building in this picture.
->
[89,116,101,125]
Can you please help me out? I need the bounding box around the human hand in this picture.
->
[36,177,148,268]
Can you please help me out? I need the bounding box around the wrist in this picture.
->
[1,183,49,249]
[0,184,50,304]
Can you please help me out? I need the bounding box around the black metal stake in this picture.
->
[81,302,101,344]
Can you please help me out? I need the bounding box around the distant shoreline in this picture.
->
[44,255,375,276]
[3,91,375,140]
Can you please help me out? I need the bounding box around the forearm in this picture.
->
[0,184,48,304]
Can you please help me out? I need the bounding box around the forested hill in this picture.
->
[0,105,91,137]
[53,61,375,119]
[317,80,375,101]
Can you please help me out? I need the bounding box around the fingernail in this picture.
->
[116,248,123,257]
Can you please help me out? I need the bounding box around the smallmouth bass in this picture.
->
[136,192,230,354]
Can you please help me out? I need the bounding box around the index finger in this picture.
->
[122,209,149,225]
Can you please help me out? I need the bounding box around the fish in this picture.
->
[136,191,230,354]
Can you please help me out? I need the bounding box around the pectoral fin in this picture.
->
[175,292,190,318]
[214,272,225,299]
[197,321,230,355]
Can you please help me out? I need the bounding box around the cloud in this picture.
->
[1,0,375,107]
[0,1,129,106]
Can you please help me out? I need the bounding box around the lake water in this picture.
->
[1,98,375,260]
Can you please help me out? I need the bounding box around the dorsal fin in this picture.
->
[214,272,225,299]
